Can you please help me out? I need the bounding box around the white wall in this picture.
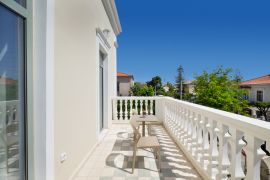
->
[117,77,133,96]
[52,0,118,179]
[249,85,270,102]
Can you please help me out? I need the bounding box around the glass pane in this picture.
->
[99,52,104,131]
[0,4,25,180]
[14,0,26,8]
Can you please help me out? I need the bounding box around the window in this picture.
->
[0,2,29,179]
[257,90,263,102]
[117,82,120,93]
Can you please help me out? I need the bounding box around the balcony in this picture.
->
[73,96,270,180]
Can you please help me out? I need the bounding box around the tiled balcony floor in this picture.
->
[74,124,202,180]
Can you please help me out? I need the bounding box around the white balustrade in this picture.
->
[112,97,156,122]
[112,96,270,179]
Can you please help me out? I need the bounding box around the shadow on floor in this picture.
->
[104,125,202,179]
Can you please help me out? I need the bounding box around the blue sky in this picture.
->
[116,0,270,83]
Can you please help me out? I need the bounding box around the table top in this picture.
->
[131,115,159,122]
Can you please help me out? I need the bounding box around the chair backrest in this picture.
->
[130,120,141,142]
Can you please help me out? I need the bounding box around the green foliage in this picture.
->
[194,67,249,115]
[251,101,270,121]
[183,93,195,102]
[146,76,162,91]
[130,82,154,96]
[0,84,18,101]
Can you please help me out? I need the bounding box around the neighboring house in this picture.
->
[0,1,121,180]
[240,74,270,119]
[240,74,270,102]
[183,80,195,94]
[117,72,134,96]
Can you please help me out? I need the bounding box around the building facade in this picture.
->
[0,0,121,180]
[241,74,270,119]
[117,72,134,96]
[241,74,270,102]
[183,80,195,94]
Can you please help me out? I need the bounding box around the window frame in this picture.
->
[0,0,33,179]
[257,90,263,102]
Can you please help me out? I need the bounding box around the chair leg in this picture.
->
[158,147,161,172]
[132,148,137,174]
[155,148,158,159]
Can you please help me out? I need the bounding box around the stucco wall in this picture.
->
[117,77,133,96]
[53,0,117,179]
[249,85,270,102]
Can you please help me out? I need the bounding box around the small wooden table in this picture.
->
[131,115,159,136]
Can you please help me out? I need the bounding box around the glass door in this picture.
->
[0,4,26,180]
[99,52,104,131]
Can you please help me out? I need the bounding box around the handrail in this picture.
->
[112,96,270,179]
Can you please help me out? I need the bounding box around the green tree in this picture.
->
[251,102,270,121]
[130,82,154,96]
[130,82,142,96]
[194,67,249,115]
[139,86,154,96]
[175,65,184,99]
[146,76,162,94]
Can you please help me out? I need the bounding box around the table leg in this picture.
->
[142,122,145,137]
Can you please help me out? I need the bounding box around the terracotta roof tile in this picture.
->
[117,72,134,79]
[241,74,270,85]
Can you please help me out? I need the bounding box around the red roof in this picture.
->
[0,77,17,85]
[117,72,134,79]
[241,74,270,86]
[117,72,130,77]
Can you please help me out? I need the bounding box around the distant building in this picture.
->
[163,86,170,92]
[240,74,270,102]
[183,80,195,94]
[117,72,134,96]
[240,74,270,119]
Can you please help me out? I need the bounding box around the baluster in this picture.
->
[171,103,176,135]
[130,99,133,117]
[140,100,143,115]
[176,104,182,139]
[229,128,245,179]
[206,119,213,178]
[197,115,204,163]
[215,122,223,179]
[210,120,220,179]
[191,113,198,156]
[201,117,209,170]
[124,99,128,120]
[119,100,123,120]
[180,109,187,142]
[221,126,231,179]
[150,99,153,115]
[135,99,138,115]
[245,135,266,179]
[113,99,117,120]
[145,99,149,115]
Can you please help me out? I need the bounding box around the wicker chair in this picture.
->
[130,120,161,173]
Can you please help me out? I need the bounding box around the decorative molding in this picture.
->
[101,0,122,35]
[96,28,111,49]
